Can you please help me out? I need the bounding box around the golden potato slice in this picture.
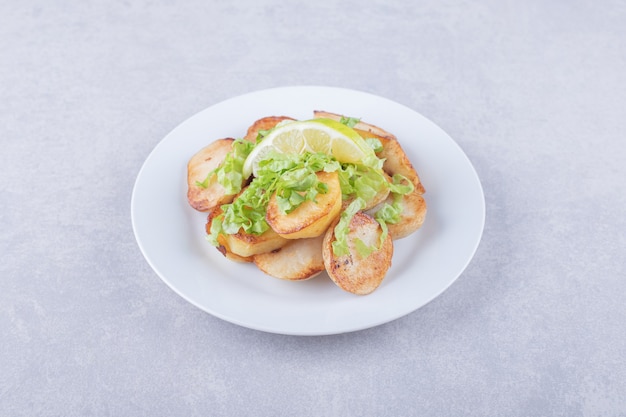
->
[254,235,325,281]
[205,209,253,263]
[243,116,295,142]
[187,138,237,212]
[313,110,425,195]
[377,136,425,195]
[322,212,393,295]
[266,171,342,239]
[207,206,289,259]
[366,189,427,240]
[341,171,392,211]
[220,226,288,258]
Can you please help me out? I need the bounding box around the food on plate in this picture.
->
[366,188,427,240]
[314,110,425,194]
[241,118,376,179]
[254,235,325,281]
[322,211,393,295]
[266,170,342,239]
[243,115,295,143]
[186,111,427,295]
[187,138,237,211]
[207,205,288,260]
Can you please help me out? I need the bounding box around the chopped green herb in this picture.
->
[339,116,360,128]
[195,138,254,194]
[365,137,383,153]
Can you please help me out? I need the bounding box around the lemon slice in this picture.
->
[242,118,375,178]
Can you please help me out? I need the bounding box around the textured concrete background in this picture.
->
[1,1,625,416]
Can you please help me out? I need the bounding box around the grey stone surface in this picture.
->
[1,1,625,416]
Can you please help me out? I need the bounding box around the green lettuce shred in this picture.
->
[365,137,383,153]
[331,198,365,257]
[195,139,254,195]
[209,152,338,244]
[339,116,360,128]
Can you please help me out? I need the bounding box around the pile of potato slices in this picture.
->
[186,111,426,295]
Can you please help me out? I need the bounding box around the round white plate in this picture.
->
[131,86,485,336]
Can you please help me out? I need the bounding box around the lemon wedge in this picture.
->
[242,118,375,178]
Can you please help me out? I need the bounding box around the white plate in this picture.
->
[131,86,485,336]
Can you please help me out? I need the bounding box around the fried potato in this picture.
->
[205,209,253,263]
[266,171,342,239]
[187,138,237,212]
[221,226,289,258]
[377,136,425,195]
[207,206,289,259]
[322,212,393,295]
[243,116,295,142]
[254,235,325,281]
[366,189,427,240]
[341,171,392,211]
[191,112,426,296]
[313,110,425,194]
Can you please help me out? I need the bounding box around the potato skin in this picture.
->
[322,212,393,295]
[266,171,342,239]
[187,138,237,212]
[254,235,325,281]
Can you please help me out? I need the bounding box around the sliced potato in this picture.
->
[243,116,295,142]
[254,235,325,281]
[221,226,289,258]
[205,209,253,263]
[266,171,342,239]
[207,206,289,259]
[322,212,393,295]
[187,138,237,212]
[341,171,392,211]
[191,112,426,296]
[313,110,425,194]
[377,136,425,195]
[366,189,427,240]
